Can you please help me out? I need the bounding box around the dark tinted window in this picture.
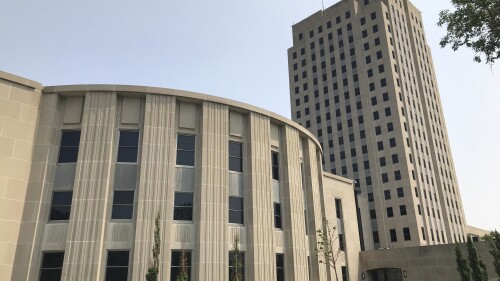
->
[112,191,134,219]
[387,207,394,217]
[117,131,139,163]
[229,142,243,172]
[40,252,64,281]
[276,254,284,281]
[106,251,129,281]
[274,203,282,229]
[174,193,193,221]
[397,187,404,198]
[390,229,397,242]
[171,251,191,281]
[229,252,245,281]
[342,266,348,281]
[229,197,244,224]
[176,135,195,166]
[403,227,411,241]
[272,151,279,180]
[50,192,73,221]
[384,190,391,200]
[400,205,407,216]
[58,131,81,163]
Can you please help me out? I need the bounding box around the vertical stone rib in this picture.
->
[15,94,60,281]
[246,112,275,281]
[303,139,328,281]
[132,94,176,280]
[63,92,116,281]
[194,102,229,281]
[282,126,309,280]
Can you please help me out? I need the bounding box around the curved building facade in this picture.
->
[0,72,360,281]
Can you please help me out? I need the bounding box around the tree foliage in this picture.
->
[438,0,500,65]
[467,236,489,281]
[484,230,500,280]
[146,212,161,281]
[456,243,471,281]
[230,234,243,281]
[315,218,341,281]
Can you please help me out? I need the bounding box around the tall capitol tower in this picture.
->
[288,0,467,250]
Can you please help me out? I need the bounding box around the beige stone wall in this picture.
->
[322,173,361,281]
[360,241,498,281]
[0,72,41,281]
[0,77,362,281]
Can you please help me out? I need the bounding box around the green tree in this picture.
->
[467,236,489,281]
[230,234,243,281]
[484,230,500,280]
[438,0,500,65]
[315,218,341,281]
[176,249,189,281]
[146,212,161,281]
[456,243,471,281]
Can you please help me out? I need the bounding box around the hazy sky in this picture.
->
[1,0,498,231]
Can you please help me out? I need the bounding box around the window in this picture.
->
[397,187,404,198]
[377,141,384,151]
[400,205,407,216]
[229,252,245,281]
[229,196,244,224]
[117,131,139,163]
[382,173,388,183]
[373,231,380,244]
[106,251,129,281]
[229,142,243,172]
[174,193,193,221]
[111,191,134,220]
[390,229,397,242]
[58,131,81,163]
[171,251,191,281]
[176,135,195,166]
[50,191,73,221]
[276,254,284,281]
[272,151,279,180]
[342,266,348,281]
[385,107,391,117]
[368,192,374,202]
[394,171,401,180]
[370,209,377,219]
[380,157,386,166]
[274,203,282,229]
[387,207,394,217]
[389,138,396,147]
[403,227,411,241]
[40,252,64,281]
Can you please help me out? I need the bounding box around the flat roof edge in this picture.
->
[0,70,42,90]
[42,84,323,152]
